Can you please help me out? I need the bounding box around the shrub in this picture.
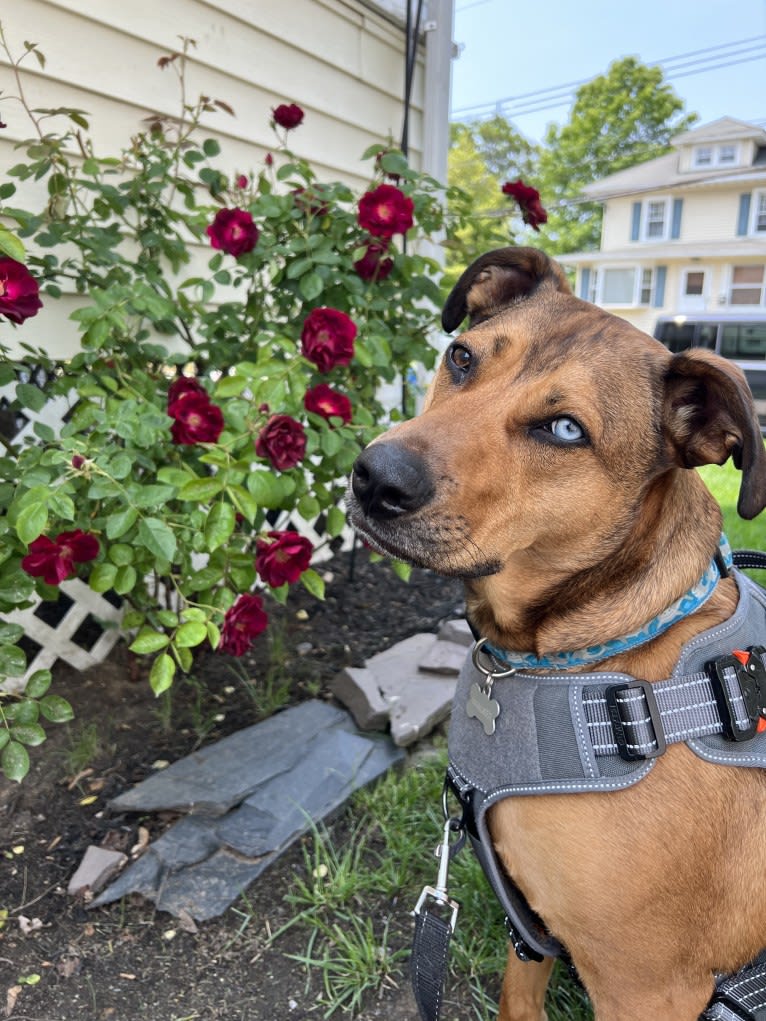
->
[0,32,450,780]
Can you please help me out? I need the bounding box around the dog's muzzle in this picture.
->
[350,442,434,521]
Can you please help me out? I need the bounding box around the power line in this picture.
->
[451,34,766,121]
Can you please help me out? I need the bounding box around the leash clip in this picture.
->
[412,817,461,933]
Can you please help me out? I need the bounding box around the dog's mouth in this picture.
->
[346,490,501,579]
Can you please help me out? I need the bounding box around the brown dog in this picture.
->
[347,247,766,1020]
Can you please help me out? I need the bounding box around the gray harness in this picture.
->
[413,565,766,1020]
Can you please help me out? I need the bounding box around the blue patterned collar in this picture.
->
[483,535,734,672]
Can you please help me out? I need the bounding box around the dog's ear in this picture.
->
[663,348,766,519]
[441,247,571,332]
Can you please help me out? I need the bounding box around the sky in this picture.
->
[450,0,766,141]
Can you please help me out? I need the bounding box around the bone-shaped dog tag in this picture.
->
[466,681,500,736]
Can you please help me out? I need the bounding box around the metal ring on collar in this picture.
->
[471,637,517,678]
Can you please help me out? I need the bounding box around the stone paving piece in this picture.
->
[330,625,470,746]
[68,845,127,896]
[438,618,473,647]
[93,700,403,920]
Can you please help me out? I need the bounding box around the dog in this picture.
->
[346,247,766,1020]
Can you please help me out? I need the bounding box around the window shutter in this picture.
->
[631,202,642,241]
[671,199,683,240]
[737,193,752,236]
[579,267,591,300]
[654,266,667,307]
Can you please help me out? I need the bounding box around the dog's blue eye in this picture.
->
[546,417,585,443]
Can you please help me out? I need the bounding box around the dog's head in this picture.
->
[348,247,766,583]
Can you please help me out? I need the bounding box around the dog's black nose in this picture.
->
[351,443,433,520]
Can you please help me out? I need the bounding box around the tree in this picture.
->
[536,57,697,255]
[446,116,537,288]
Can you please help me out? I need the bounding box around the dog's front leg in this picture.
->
[497,952,553,1021]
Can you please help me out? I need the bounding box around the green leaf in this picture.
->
[391,559,412,582]
[300,569,325,601]
[178,477,224,502]
[299,271,323,301]
[326,505,347,538]
[157,467,194,487]
[2,740,29,783]
[0,622,24,645]
[204,502,236,552]
[114,564,137,595]
[24,669,52,699]
[11,722,46,747]
[129,628,170,654]
[108,543,134,566]
[0,643,26,677]
[15,501,48,544]
[0,226,25,262]
[149,653,175,696]
[226,484,258,524]
[207,621,221,649]
[214,375,248,398]
[106,506,138,540]
[174,620,207,648]
[89,562,117,593]
[39,694,74,723]
[137,517,177,561]
[15,382,47,412]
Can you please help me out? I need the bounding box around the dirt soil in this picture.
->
[0,552,475,1021]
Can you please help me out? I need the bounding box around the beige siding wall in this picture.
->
[680,190,741,243]
[1,0,428,356]
[601,197,633,250]
[1,0,423,185]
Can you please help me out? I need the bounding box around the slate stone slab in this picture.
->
[67,845,127,896]
[93,700,403,920]
[108,700,352,816]
[437,618,473,648]
[330,632,460,746]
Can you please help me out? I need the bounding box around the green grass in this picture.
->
[698,460,766,586]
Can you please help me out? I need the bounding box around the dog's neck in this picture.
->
[464,469,727,661]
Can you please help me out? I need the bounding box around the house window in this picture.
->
[645,201,667,239]
[755,194,766,233]
[718,144,738,165]
[693,146,713,167]
[685,272,705,296]
[639,268,654,304]
[729,265,765,306]
[601,267,654,306]
[587,269,598,303]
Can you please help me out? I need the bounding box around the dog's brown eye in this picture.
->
[449,344,471,371]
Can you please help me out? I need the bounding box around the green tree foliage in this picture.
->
[446,116,537,288]
[536,56,697,254]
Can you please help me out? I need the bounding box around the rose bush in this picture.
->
[0,33,456,780]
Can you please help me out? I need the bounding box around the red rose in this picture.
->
[0,257,43,324]
[206,207,259,257]
[22,529,100,586]
[255,414,306,471]
[236,174,248,189]
[272,103,304,130]
[304,383,352,425]
[501,179,548,232]
[169,391,224,445]
[353,241,394,282]
[219,593,269,656]
[71,454,86,470]
[255,530,313,588]
[167,376,206,407]
[300,307,356,373]
[357,184,413,239]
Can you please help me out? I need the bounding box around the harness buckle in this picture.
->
[605,679,666,762]
[707,646,766,742]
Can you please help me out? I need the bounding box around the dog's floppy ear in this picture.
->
[441,246,571,332]
[663,348,766,519]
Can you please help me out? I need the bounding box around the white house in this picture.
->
[560,116,766,337]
